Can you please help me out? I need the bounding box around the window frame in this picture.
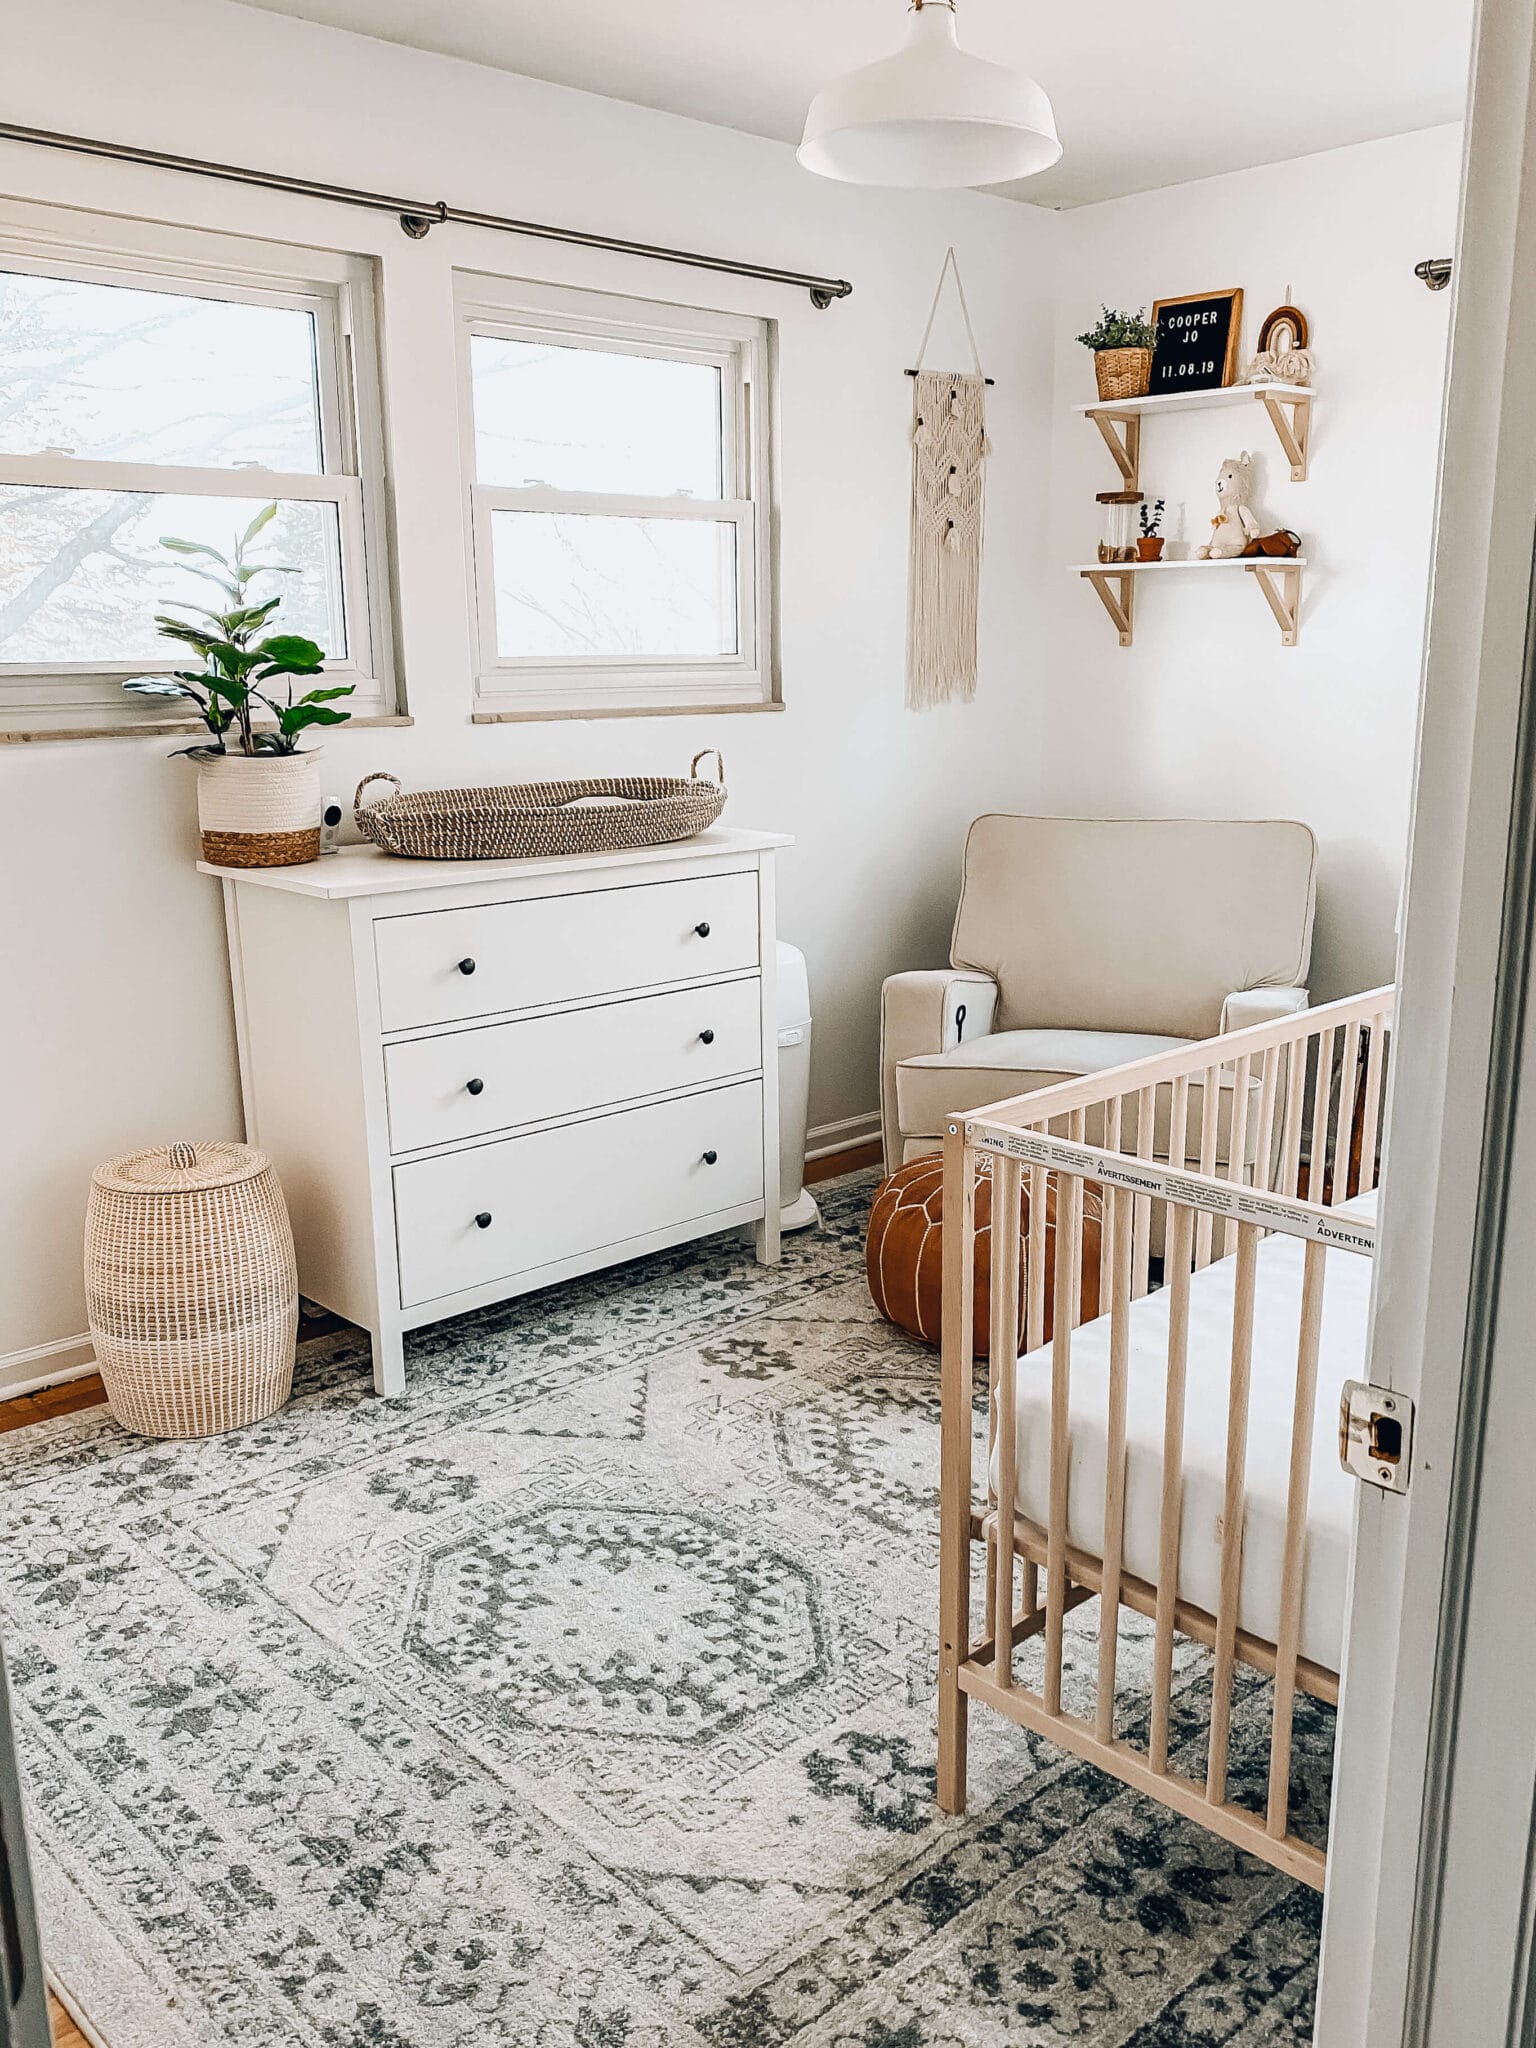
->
[0,201,396,730]
[455,275,775,718]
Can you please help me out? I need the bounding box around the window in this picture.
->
[0,205,393,730]
[458,277,774,716]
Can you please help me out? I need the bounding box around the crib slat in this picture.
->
[1132,1084,1155,1298]
[1068,1108,1087,1326]
[1044,1169,1079,1716]
[1280,1035,1308,1200]
[1309,1027,1336,1202]
[1336,1021,1362,1204]
[1168,1071,1190,1278]
[1254,1045,1281,1195]
[990,1156,1023,1687]
[1268,1235,1326,1839]
[1196,1064,1221,1268]
[1099,1095,1123,1309]
[1150,1201,1194,1773]
[1026,1156,1048,1353]
[937,1124,978,1813]
[1359,1018,1386,1195]
[1222,1053,1253,1258]
[1207,1222,1258,1804]
[1096,1186,1135,1744]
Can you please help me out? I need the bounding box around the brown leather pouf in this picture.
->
[866,1154,1104,1355]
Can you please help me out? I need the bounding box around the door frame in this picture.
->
[1316,0,1536,2039]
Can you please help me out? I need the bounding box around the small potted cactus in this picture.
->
[1136,498,1166,562]
[1076,306,1158,402]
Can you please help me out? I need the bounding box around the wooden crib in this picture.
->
[936,986,1394,1889]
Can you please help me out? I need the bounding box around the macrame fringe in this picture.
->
[906,368,987,710]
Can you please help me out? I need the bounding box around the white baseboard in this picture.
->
[0,1332,97,1401]
[806,1111,881,1161]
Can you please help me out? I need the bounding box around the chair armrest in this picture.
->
[879,970,1000,1174]
[1220,984,1311,1034]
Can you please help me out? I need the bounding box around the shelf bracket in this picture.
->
[1257,389,1311,481]
[1084,568,1136,647]
[1248,561,1303,646]
[1089,409,1141,491]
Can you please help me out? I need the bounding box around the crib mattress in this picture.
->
[988,1194,1377,1675]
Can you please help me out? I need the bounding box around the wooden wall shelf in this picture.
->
[1075,556,1307,648]
[1077,381,1314,487]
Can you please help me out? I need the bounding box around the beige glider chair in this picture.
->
[880,816,1318,1177]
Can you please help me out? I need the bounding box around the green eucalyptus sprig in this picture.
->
[122,502,354,760]
[1075,306,1158,352]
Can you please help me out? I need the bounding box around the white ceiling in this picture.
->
[235,0,1472,209]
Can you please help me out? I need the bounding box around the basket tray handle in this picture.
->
[354,772,402,816]
[690,749,726,791]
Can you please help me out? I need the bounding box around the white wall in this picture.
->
[1044,126,1461,1003]
[0,0,1062,1366]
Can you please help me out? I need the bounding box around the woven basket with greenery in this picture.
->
[1076,307,1158,403]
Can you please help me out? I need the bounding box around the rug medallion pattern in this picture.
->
[0,1176,1327,2045]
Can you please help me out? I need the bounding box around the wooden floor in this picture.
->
[6,1139,881,2048]
[48,1998,90,2046]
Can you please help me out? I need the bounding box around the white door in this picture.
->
[1316,2,1536,2039]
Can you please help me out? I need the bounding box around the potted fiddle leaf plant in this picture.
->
[1076,305,1158,402]
[123,503,353,867]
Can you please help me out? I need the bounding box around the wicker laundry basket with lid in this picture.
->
[84,1141,298,1438]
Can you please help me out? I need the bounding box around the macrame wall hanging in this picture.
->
[906,246,991,710]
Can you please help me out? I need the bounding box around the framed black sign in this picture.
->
[1148,287,1244,395]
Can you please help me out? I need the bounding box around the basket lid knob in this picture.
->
[168,1142,198,1171]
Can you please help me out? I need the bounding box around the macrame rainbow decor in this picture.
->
[906,249,990,710]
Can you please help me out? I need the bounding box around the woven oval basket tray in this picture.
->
[354,749,727,860]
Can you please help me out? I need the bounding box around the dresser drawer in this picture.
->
[393,1081,764,1308]
[373,871,759,1032]
[384,978,763,1154]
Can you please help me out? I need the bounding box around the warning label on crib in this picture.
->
[968,1125,1376,1255]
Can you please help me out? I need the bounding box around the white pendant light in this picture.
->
[798,0,1061,190]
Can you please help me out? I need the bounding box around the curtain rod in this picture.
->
[0,120,855,309]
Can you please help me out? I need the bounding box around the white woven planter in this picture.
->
[85,1141,298,1439]
[197,750,322,868]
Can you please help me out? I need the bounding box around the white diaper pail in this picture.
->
[776,941,819,1231]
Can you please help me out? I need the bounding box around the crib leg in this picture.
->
[937,1121,976,1816]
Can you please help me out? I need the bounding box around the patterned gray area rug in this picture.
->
[0,1173,1328,2047]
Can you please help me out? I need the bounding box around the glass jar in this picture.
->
[1097,491,1143,563]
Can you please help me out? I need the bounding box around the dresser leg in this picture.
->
[371,1325,406,1399]
[753,1210,781,1266]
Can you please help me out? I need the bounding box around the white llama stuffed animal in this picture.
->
[1198,452,1262,559]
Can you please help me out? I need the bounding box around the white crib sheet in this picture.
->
[988,1193,1377,1674]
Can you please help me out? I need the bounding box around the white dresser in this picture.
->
[202,827,790,1396]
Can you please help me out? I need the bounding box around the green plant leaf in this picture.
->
[167,742,227,760]
[257,633,326,668]
[240,502,279,549]
[160,535,233,567]
[277,702,351,734]
[293,684,354,706]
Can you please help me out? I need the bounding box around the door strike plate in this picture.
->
[1339,1380,1414,1494]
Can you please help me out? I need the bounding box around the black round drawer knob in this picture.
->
[474,1211,493,1229]
[694,921,711,938]
[701,1149,718,1166]
[698,1028,715,1045]
[466,1077,485,1096]
[458,957,477,976]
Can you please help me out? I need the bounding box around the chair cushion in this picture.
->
[895,1027,1192,1137]
[951,816,1317,1040]
[895,1027,1264,1168]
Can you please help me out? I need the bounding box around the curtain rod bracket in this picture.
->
[399,204,447,240]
